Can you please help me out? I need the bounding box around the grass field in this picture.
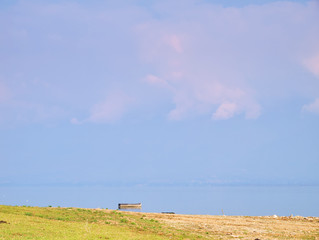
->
[1,205,318,239]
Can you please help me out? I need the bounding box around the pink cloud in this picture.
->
[1,0,319,125]
[212,102,238,120]
[304,54,319,78]
[164,35,183,53]
[135,0,318,120]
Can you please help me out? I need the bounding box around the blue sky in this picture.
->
[0,0,319,187]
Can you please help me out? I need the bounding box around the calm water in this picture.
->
[1,185,318,216]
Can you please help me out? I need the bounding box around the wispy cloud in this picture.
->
[304,54,319,78]
[302,98,319,114]
[71,92,134,124]
[0,81,10,104]
[88,93,133,123]
[212,102,239,120]
[164,34,183,54]
[144,74,172,89]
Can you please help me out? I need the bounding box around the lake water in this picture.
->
[1,185,318,217]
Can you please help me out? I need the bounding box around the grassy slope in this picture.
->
[0,205,200,240]
[1,205,319,239]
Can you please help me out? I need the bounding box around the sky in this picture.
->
[0,0,319,187]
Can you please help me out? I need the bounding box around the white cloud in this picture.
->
[145,74,261,120]
[302,98,319,114]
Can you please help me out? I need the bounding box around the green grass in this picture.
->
[0,205,200,240]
